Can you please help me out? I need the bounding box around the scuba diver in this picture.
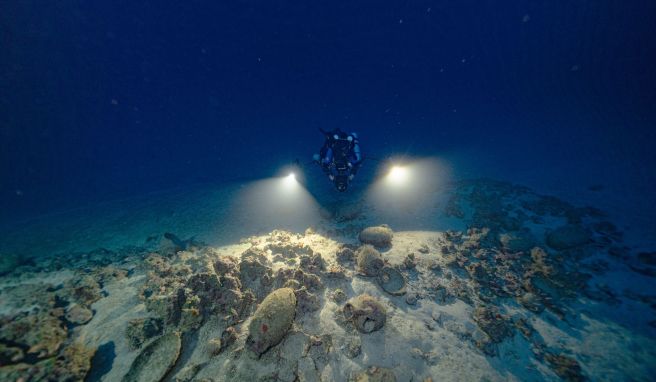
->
[312,128,362,192]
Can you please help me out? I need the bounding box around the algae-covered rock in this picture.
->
[356,245,385,277]
[52,342,96,381]
[0,312,68,359]
[246,287,296,356]
[359,225,394,248]
[377,266,406,296]
[123,332,181,382]
[546,225,590,250]
[352,366,397,382]
[344,294,386,334]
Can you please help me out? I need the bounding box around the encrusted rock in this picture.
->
[65,304,94,325]
[359,225,394,248]
[352,366,397,382]
[52,342,96,381]
[0,312,67,359]
[356,245,385,277]
[246,288,297,355]
[519,292,545,313]
[123,332,182,382]
[343,294,387,334]
[331,288,347,303]
[546,225,591,250]
[336,246,356,264]
[344,337,361,358]
[544,352,585,382]
[295,287,321,314]
[377,266,406,296]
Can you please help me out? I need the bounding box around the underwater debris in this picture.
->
[546,225,591,250]
[356,245,385,276]
[519,292,545,313]
[351,366,397,382]
[126,317,164,350]
[359,225,394,248]
[336,246,356,264]
[344,294,387,334]
[295,286,321,314]
[377,266,406,295]
[544,352,586,382]
[403,253,416,269]
[472,305,513,344]
[123,332,181,382]
[246,287,297,356]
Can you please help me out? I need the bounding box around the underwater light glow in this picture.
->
[283,172,297,187]
[387,166,409,184]
[365,158,453,226]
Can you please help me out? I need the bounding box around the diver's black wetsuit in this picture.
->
[316,129,362,191]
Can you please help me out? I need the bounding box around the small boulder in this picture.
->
[343,294,386,334]
[356,245,385,277]
[246,288,297,355]
[359,226,394,248]
[546,225,590,250]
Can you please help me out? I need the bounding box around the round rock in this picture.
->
[359,225,394,248]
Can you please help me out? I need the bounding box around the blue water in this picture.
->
[2,4,656,381]
[2,1,655,226]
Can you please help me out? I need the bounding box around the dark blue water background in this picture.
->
[2,1,655,226]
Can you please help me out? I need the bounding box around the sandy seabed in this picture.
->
[0,178,655,381]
